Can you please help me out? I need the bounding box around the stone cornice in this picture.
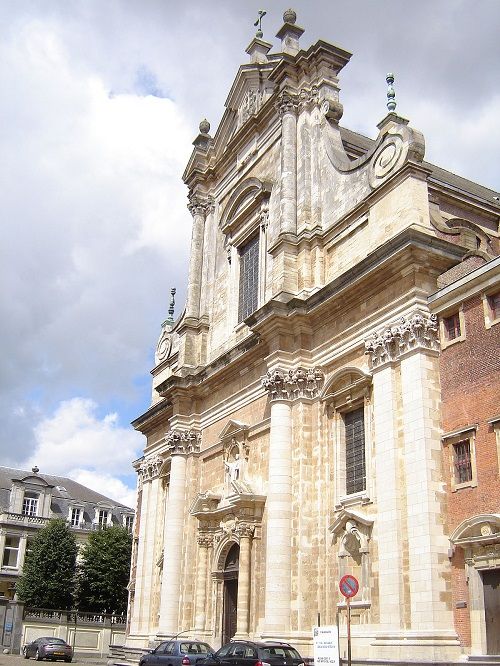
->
[261,367,324,402]
[165,429,201,455]
[364,312,439,369]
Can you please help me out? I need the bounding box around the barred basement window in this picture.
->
[453,439,473,484]
[238,235,259,323]
[345,407,366,495]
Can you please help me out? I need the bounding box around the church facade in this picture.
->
[126,11,500,662]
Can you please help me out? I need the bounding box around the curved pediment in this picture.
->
[220,177,272,235]
[450,514,500,545]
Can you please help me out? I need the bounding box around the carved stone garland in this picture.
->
[364,312,439,368]
[261,367,324,401]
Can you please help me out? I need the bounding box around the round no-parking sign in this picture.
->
[339,574,359,599]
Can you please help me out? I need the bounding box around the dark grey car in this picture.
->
[139,640,214,666]
[199,640,305,666]
[23,637,73,662]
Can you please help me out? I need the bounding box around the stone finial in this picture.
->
[167,287,176,323]
[199,118,210,135]
[32,466,39,474]
[276,9,304,56]
[386,73,396,112]
[253,10,266,39]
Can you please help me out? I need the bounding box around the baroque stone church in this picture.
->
[125,10,500,662]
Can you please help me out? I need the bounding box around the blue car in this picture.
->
[139,640,215,666]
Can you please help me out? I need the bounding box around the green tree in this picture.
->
[16,518,77,609]
[77,525,132,614]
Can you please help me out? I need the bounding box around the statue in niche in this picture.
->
[224,440,244,495]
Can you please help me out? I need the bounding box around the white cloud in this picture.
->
[23,397,142,506]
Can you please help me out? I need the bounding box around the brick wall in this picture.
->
[439,293,500,646]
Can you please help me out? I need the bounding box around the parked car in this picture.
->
[23,637,73,662]
[139,640,215,666]
[199,640,305,666]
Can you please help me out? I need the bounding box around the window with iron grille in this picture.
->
[22,492,39,517]
[453,439,473,484]
[443,312,461,340]
[238,235,259,323]
[345,407,366,495]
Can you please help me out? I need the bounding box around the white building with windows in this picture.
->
[0,466,134,599]
[126,11,500,663]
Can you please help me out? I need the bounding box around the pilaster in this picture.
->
[194,533,212,633]
[235,523,254,638]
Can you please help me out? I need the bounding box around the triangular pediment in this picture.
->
[218,419,249,441]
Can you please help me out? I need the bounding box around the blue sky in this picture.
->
[0,0,499,507]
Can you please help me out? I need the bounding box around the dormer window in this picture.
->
[98,509,109,528]
[124,515,134,532]
[22,492,39,517]
[70,507,83,527]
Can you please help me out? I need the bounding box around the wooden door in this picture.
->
[483,569,500,655]
[222,578,238,645]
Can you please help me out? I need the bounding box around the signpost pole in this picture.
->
[346,598,351,666]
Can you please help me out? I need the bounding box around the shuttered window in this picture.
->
[345,407,366,495]
[238,235,259,322]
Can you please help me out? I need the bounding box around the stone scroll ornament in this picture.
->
[261,367,324,401]
[364,312,439,368]
[165,429,201,455]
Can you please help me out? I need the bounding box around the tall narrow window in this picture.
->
[124,515,134,532]
[70,508,82,527]
[98,510,109,528]
[238,235,259,322]
[345,407,366,495]
[22,492,39,517]
[453,439,473,484]
[443,312,461,340]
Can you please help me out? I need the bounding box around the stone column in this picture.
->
[194,533,212,632]
[277,91,298,235]
[261,367,323,635]
[235,524,253,637]
[366,313,456,646]
[127,455,163,639]
[158,430,200,635]
[186,197,210,320]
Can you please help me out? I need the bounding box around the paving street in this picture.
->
[0,656,109,666]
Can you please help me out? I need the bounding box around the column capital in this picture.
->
[236,522,255,539]
[187,195,214,218]
[276,90,299,117]
[136,454,164,482]
[364,311,439,369]
[165,428,201,455]
[197,532,213,548]
[261,366,324,402]
[298,86,319,111]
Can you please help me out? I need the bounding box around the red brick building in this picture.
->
[429,255,500,655]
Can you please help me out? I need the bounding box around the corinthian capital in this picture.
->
[276,90,299,117]
[165,429,201,455]
[262,366,324,402]
[137,454,163,482]
[187,195,214,218]
[197,532,213,548]
[364,312,439,368]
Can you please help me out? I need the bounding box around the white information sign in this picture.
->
[313,625,339,666]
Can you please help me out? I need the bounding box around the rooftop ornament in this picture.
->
[167,287,176,324]
[254,10,267,38]
[386,73,397,112]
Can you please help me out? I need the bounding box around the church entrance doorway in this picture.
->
[222,543,239,645]
[483,569,500,654]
